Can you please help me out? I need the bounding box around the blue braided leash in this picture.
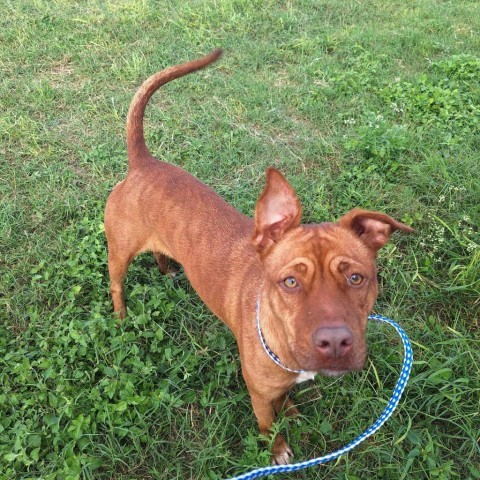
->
[226,314,413,480]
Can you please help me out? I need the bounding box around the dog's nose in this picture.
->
[313,326,354,359]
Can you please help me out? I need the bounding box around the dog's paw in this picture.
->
[271,435,294,465]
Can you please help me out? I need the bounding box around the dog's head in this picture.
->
[252,168,414,376]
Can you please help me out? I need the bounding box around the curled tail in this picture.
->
[126,49,223,167]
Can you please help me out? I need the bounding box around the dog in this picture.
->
[104,50,414,464]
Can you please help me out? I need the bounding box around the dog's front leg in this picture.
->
[250,391,294,465]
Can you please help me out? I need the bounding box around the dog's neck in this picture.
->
[256,293,316,383]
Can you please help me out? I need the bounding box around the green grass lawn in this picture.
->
[1,0,479,478]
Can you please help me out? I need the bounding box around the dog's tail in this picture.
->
[126,49,223,167]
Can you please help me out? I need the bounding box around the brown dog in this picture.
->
[105,50,413,464]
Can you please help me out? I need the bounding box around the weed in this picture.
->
[343,112,410,177]
[381,56,480,146]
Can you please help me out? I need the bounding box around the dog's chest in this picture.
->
[295,371,317,384]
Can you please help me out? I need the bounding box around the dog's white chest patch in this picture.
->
[295,371,317,384]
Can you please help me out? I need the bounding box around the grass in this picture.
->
[1,0,479,478]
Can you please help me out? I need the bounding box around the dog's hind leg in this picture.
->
[153,252,175,276]
[107,248,134,319]
[273,394,300,418]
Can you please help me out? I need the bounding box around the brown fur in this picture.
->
[105,50,414,464]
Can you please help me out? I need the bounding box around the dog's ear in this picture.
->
[252,168,302,252]
[338,208,414,253]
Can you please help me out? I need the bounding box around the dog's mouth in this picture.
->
[318,365,362,378]
[318,369,348,378]
[292,345,367,375]
[289,330,367,378]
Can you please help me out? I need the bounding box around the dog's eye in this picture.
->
[283,276,298,288]
[349,273,364,286]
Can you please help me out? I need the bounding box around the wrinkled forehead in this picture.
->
[264,223,376,269]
